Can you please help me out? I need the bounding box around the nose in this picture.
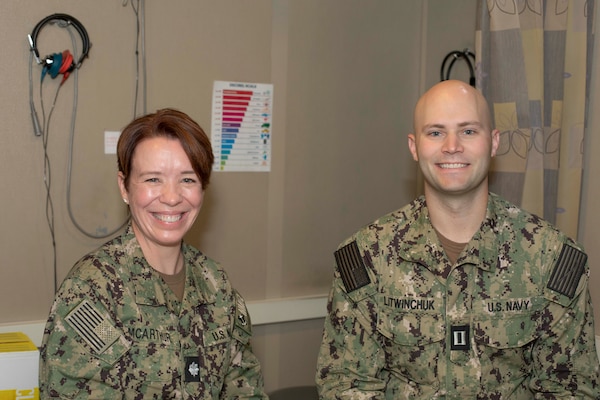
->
[442,132,463,154]
[160,182,183,205]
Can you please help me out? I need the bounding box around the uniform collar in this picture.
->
[117,224,214,308]
[398,194,499,273]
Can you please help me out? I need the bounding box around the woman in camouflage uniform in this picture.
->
[40,108,267,399]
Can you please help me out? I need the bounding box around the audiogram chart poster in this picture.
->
[211,81,273,172]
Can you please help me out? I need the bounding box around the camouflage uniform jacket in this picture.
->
[39,224,267,399]
[316,193,600,399]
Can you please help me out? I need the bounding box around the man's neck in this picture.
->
[425,188,489,244]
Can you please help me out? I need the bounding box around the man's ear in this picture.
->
[408,134,418,161]
[490,129,500,157]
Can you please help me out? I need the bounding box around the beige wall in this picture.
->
[2,1,420,392]
[1,0,424,318]
[9,0,580,393]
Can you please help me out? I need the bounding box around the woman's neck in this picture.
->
[135,237,183,275]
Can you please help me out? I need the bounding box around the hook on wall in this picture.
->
[440,49,475,87]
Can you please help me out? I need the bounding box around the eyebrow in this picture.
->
[422,121,484,130]
[458,121,484,128]
[137,170,197,176]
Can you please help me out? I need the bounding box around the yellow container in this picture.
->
[0,332,39,400]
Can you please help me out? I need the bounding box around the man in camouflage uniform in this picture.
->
[316,80,600,398]
[39,225,266,399]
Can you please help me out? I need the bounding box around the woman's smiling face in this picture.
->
[118,136,204,250]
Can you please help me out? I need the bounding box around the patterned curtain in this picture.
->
[475,0,594,238]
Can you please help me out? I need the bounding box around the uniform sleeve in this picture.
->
[219,290,268,399]
[316,266,387,399]
[39,276,130,399]
[530,244,600,398]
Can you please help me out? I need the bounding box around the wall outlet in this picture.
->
[104,131,121,154]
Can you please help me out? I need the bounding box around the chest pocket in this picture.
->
[185,326,232,397]
[376,305,445,386]
[474,297,542,349]
[472,300,543,385]
[126,328,178,382]
[123,300,180,390]
[376,294,445,346]
[201,325,231,373]
[474,314,539,349]
[377,310,445,345]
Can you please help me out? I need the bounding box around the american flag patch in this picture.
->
[65,299,121,354]
[547,244,587,299]
[334,241,371,293]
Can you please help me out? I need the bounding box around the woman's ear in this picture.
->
[117,172,128,204]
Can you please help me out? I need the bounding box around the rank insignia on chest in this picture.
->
[450,325,470,351]
[185,356,201,382]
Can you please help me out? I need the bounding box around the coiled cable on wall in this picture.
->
[440,48,476,87]
[66,0,146,240]
[64,37,129,242]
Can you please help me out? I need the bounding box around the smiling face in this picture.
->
[118,136,204,251]
[408,81,499,199]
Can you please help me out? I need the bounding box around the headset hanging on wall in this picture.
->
[28,13,90,84]
[440,49,475,87]
[27,13,91,137]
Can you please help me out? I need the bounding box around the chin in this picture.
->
[154,230,186,245]
[157,238,185,248]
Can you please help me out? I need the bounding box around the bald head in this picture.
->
[407,79,500,200]
[413,80,493,133]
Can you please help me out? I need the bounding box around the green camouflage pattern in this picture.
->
[39,224,267,399]
[316,193,600,399]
